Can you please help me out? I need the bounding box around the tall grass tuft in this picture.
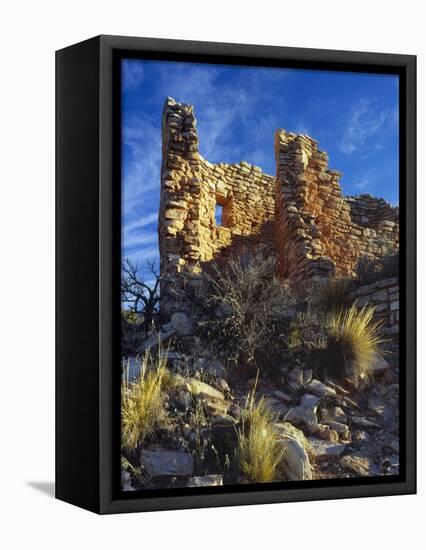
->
[238,387,286,483]
[318,278,350,314]
[121,350,171,453]
[322,304,385,383]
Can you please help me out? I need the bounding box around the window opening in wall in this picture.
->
[215,203,224,226]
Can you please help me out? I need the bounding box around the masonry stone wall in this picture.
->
[274,131,399,281]
[348,277,400,336]
[346,194,399,235]
[158,97,399,313]
[159,98,276,313]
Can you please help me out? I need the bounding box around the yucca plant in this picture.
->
[321,304,385,384]
[238,388,286,483]
[121,350,171,453]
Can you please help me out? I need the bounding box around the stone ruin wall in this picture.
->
[275,131,399,281]
[348,277,400,337]
[159,98,275,312]
[346,195,399,231]
[159,97,399,313]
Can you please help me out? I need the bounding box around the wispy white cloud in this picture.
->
[123,229,158,251]
[339,99,387,155]
[157,63,256,162]
[124,246,160,264]
[122,112,162,225]
[124,212,158,234]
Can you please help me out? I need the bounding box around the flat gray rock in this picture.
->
[264,397,290,417]
[140,450,194,477]
[285,404,321,434]
[274,390,296,404]
[187,475,223,487]
[305,379,336,398]
[308,438,346,459]
[300,393,322,408]
[186,378,225,400]
[351,416,380,429]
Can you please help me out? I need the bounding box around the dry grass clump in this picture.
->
[121,350,172,453]
[318,278,350,314]
[321,304,385,383]
[238,389,286,483]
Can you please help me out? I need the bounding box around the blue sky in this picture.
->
[122,59,399,274]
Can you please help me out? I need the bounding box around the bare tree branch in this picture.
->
[121,258,163,334]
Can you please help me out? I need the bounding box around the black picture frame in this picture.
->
[56,35,416,514]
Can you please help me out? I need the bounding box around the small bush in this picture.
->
[319,304,385,384]
[121,350,171,453]
[237,390,286,483]
[356,250,399,285]
[286,310,322,351]
[179,249,296,372]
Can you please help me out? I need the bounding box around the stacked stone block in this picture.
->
[346,194,399,238]
[348,277,400,336]
[274,130,399,281]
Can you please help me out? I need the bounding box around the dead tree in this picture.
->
[121,259,162,334]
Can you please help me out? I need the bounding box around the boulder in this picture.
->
[340,454,372,476]
[121,470,134,491]
[215,378,230,393]
[285,403,321,434]
[300,393,321,408]
[171,312,194,336]
[327,420,350,435]
[308,438,346,459]
[334,406,347,423]
[140,450,194,477]
[314,426,339,442]
[274,390,296,404]
[202,396,229,417]
[351,416,380,429]
[185,378,229,416]
[274,422,312,481]
[186,378,224,401]
[289,367,304,384]
[305,379,336,398]
[264,397,290,418]
[187,475,223,487]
